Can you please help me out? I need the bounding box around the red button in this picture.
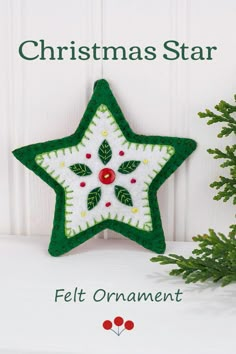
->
[99,168,116,185]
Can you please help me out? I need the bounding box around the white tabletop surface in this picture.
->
[0,235,235,354]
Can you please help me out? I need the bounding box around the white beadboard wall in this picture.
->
[0,0,235,240]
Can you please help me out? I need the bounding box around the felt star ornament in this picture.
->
[13,79,197,256]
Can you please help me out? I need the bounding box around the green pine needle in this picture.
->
[151,226,236,287]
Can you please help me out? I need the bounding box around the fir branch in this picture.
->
[198,96,236,138]
[151,95,236,286]
[200,97,236,204]
[151,226,236,287]
[210,177,236,204]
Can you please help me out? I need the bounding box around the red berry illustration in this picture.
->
[80,182,86,187]
[86,153,91,159]
[130,178,136,184]
[114,316,124,326]
[103,320,113,330]
[119,150,125,156]
[102,317,134,336]
[124,320,134,330]
[105,202,111,207]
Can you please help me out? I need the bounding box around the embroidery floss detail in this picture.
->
[12,79,197,256]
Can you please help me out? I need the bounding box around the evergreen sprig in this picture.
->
[151,226,236,287]
[199,97,236,204]
[208,145,236,204]
[151,95,236,286]
[198,96,236,138]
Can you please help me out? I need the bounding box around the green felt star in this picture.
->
[13,79,197,256]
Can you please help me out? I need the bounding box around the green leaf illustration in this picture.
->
[69,163,92,176]
[118,160,141,174]
[98,140,112,165]
[87,187,102,210]
[114,185,133,206]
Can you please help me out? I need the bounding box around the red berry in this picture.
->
[105,202,111,207]
[86,153,91,159]
[119,150,125,156]
[130,178,136,184]
[99,168,116,185]
[125,320,134,330]
[80,182,86,187]
[103,320,112,330]
[114,316,124,326]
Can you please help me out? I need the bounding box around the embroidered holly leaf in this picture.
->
[115,185,133,206]
[118,160,141,174]
[98,140,112,165]
[87,187,102,210]
[69,163,92,176]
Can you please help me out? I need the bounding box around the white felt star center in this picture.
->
[35,105,175,237]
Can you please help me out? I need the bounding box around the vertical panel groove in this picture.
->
[173,0,190,241]
[8,0,27,235]
[21,0,31,236]
[169,0,178,241]
[0,0,11,234]
[184,0,191,241]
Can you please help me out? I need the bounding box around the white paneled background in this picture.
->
[0,0,235,241]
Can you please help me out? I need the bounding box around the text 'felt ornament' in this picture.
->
[12,79,197,256]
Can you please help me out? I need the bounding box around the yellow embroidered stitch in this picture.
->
[101,130,108,137]
[131,207,138,214]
